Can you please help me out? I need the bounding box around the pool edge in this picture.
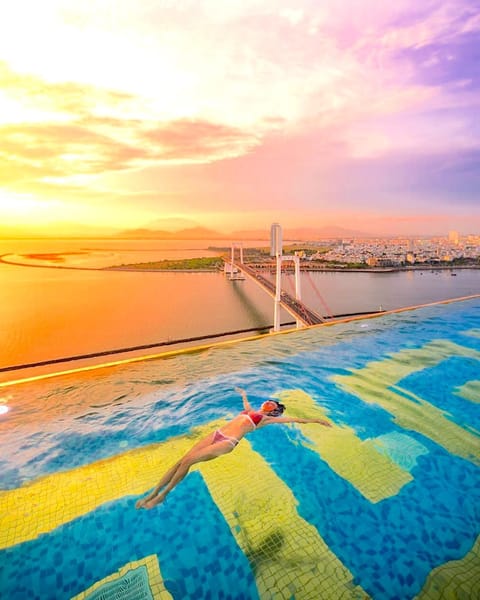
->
[1,293,479,388]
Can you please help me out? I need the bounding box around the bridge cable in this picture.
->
[305,271,335,319]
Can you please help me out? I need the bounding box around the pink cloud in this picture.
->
[0,62,261,185]
[142,120,258,162]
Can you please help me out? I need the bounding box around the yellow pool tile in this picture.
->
[414,535,480,600]
[1,407,371,598]
[333,340,480,466]
[277,389,413,502]
[71,554,172,600]
[454,380,480,404]
[199,439,369,599]
[0,422,219,550]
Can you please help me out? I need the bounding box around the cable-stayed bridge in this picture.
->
[226,260,326,327]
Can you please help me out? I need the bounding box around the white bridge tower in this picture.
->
[224,242,245,280]
[271,223,302,331]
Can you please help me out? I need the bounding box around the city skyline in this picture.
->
[1,0,479,236]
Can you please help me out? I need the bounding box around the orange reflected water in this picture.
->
[0,239,275,381]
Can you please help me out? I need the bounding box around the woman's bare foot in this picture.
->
[136,493,166,509]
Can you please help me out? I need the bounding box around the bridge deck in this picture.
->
[230,262,325,326]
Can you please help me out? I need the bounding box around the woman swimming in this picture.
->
[136,387,331,509]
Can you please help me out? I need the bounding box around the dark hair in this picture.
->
[266,401,286,417]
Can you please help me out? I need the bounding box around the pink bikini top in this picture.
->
[241,410,264,428]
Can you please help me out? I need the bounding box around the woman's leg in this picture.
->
[139,440,234,509]
[136,431,217,509]
[135,460,182,507]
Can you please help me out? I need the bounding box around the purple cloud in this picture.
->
[398,31,480,91]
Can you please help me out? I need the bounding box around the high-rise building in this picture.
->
[270,223,283,257]
[448,230,459,245]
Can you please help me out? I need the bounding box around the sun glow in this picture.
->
[0,189,163,233]
[0,193,63,225]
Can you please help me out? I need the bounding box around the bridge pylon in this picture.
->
[271,223,303,332]
[225,242,245,280]
[226,225,325,328]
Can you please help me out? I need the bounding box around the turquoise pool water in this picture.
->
[1,298,479,599]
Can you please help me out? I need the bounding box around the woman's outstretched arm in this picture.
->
[264,416,332,427]
[235,387,252,411]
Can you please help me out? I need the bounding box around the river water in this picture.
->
[1,238,479,381]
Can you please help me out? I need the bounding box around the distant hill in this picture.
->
[230,229,270,240]
[143,217,201,230]
[117,224,373,241]
[0,221,387,241]
[283,226,372,240]
[230,226,372,240]
[117,226,227,240]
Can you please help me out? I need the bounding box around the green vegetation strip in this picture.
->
[110,257,223,270]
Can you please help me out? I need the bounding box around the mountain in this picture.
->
[282,226,372,239]
[143,217,201,231]
[230,229,270,240]
[117,226,226,240]
[116,224,374,241]
[230,226,373,240]
[0,220,372,241]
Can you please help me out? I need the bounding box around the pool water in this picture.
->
[1,299,479,599]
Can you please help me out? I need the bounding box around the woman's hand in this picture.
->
[314,419,332,427]
[235,387,251,411]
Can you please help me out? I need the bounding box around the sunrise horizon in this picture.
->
[0,218,478,241]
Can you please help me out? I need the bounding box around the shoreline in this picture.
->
[99,263,480,274]
[299,264,478,273]
[1,252,478,273]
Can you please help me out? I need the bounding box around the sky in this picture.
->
[0,0,479,237]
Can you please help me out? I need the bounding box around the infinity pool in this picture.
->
[1,298,479,599]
